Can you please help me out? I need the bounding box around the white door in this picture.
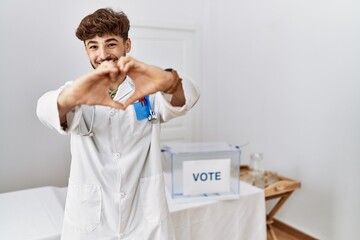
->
[130,25,200,143]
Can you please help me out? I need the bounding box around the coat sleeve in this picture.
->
[36,82,82,135]
[156,76,200,123]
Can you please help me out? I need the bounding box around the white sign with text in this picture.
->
[183,159,230,195]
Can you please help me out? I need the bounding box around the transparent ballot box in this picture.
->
[161,142,241,202]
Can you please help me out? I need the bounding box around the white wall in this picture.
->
[1,0,359,239]
[209,0,360,239]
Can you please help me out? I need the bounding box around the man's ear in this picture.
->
[125,38,131,53]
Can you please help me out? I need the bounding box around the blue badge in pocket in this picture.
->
[133,96,150,121]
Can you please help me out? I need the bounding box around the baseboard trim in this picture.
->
[273,218,318,240]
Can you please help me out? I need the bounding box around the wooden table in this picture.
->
[240,165,301,240]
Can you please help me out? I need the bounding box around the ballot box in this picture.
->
[161,142,241,203]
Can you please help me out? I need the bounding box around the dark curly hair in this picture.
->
[76,8,130,41]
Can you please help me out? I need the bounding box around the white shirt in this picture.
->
[37,77,200,240]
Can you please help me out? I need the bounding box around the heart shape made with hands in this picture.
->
[72,57,170,111]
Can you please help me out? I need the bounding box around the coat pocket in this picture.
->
[139,174,169,223]
[127,105,151,138]
[65,181,102,232]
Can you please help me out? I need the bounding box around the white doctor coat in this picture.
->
[37,77,200,240]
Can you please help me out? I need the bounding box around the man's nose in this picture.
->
[98,47,109,60]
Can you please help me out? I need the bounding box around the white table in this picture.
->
[0,182,266,240]
[169,181,266,240]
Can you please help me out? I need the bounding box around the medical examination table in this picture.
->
[0,182,266,240]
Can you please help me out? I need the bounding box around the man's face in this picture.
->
[84,34,131,69]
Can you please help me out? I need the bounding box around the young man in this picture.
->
[37,8,199,240]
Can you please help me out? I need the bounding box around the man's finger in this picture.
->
[123,94,141,109]
[106,100,125,110]
[118,56,137,73]
[96,65,120,82]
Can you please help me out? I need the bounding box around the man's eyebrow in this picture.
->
[105,38,120,43]
[86,38,119,46]
[86,40,98,46]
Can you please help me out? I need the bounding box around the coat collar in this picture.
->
[113,77,134,103]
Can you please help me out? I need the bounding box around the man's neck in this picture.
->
[109,75,127,91]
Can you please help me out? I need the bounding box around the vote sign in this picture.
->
[183,159,230,195]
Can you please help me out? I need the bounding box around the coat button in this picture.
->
[113,153,121,159]
[109,110,115,116]
[119,192,126,199]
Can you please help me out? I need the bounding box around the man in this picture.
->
[37,8,199,240]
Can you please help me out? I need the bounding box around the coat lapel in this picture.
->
[113,77,134,103]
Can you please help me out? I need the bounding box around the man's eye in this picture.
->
[108,43,117,48]
[89,45,97,50]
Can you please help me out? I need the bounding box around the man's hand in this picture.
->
[57,57,185,124]
[58,61,125,123]
[117,56,185,108]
